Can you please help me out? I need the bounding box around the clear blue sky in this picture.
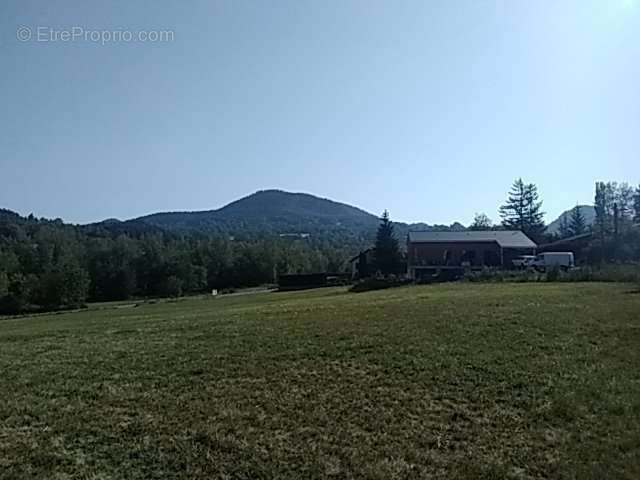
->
[1,0,638,225]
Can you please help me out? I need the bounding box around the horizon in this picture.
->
[2,1,639,225]
[2,186,597,227]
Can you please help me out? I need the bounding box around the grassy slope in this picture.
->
[1,283,639,479]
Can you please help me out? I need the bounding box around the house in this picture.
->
[407,230,537,279]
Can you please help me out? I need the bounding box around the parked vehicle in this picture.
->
[533,252,575,270]
[512,255,536,268]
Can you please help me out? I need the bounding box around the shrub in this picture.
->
[463,268,543,283]
[463,264,640,284]
[559,264,640,283]
[546,266,561,282]
[350,277,405,293]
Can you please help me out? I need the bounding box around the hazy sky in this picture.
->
[1,1,639,225]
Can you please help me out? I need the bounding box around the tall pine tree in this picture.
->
[500,179,527,231]
[558,214,571,239]
[499,179,546,240]
[523,183,546,239]
[373,210,402,275]
[569,205,587,236]
[594,181,609,234]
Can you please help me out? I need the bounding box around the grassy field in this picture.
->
[1,283,640,479]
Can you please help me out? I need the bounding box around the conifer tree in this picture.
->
[523,183,546,238]
[499,178,546,240]
[500,179,527,231]
[569,205,587,236]
[559,214,571,239]
[373,210,402,275]
[594,181,609,234]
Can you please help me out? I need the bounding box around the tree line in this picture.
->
[469,178,640,262]
[471,179,640,237]
[0,211,365,314]
[591,181,640,263]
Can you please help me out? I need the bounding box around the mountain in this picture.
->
[126,189,464,238]
[547,205,596,234]
[131,190,380,235]
[94,195,603,244]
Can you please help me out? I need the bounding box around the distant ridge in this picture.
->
[124,189,465,237]
[132,190,380,233]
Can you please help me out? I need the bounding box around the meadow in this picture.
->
[1,283,639,479]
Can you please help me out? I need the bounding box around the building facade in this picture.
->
[407,230,537,279]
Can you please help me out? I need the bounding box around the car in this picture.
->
[512,255,536,268]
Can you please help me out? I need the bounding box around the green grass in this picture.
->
[1,283,640,479]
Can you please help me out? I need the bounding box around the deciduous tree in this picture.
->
[469,213,493,231]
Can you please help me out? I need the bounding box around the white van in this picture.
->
[533,252,575,270]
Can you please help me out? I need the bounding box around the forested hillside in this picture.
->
[0,208,366,314]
